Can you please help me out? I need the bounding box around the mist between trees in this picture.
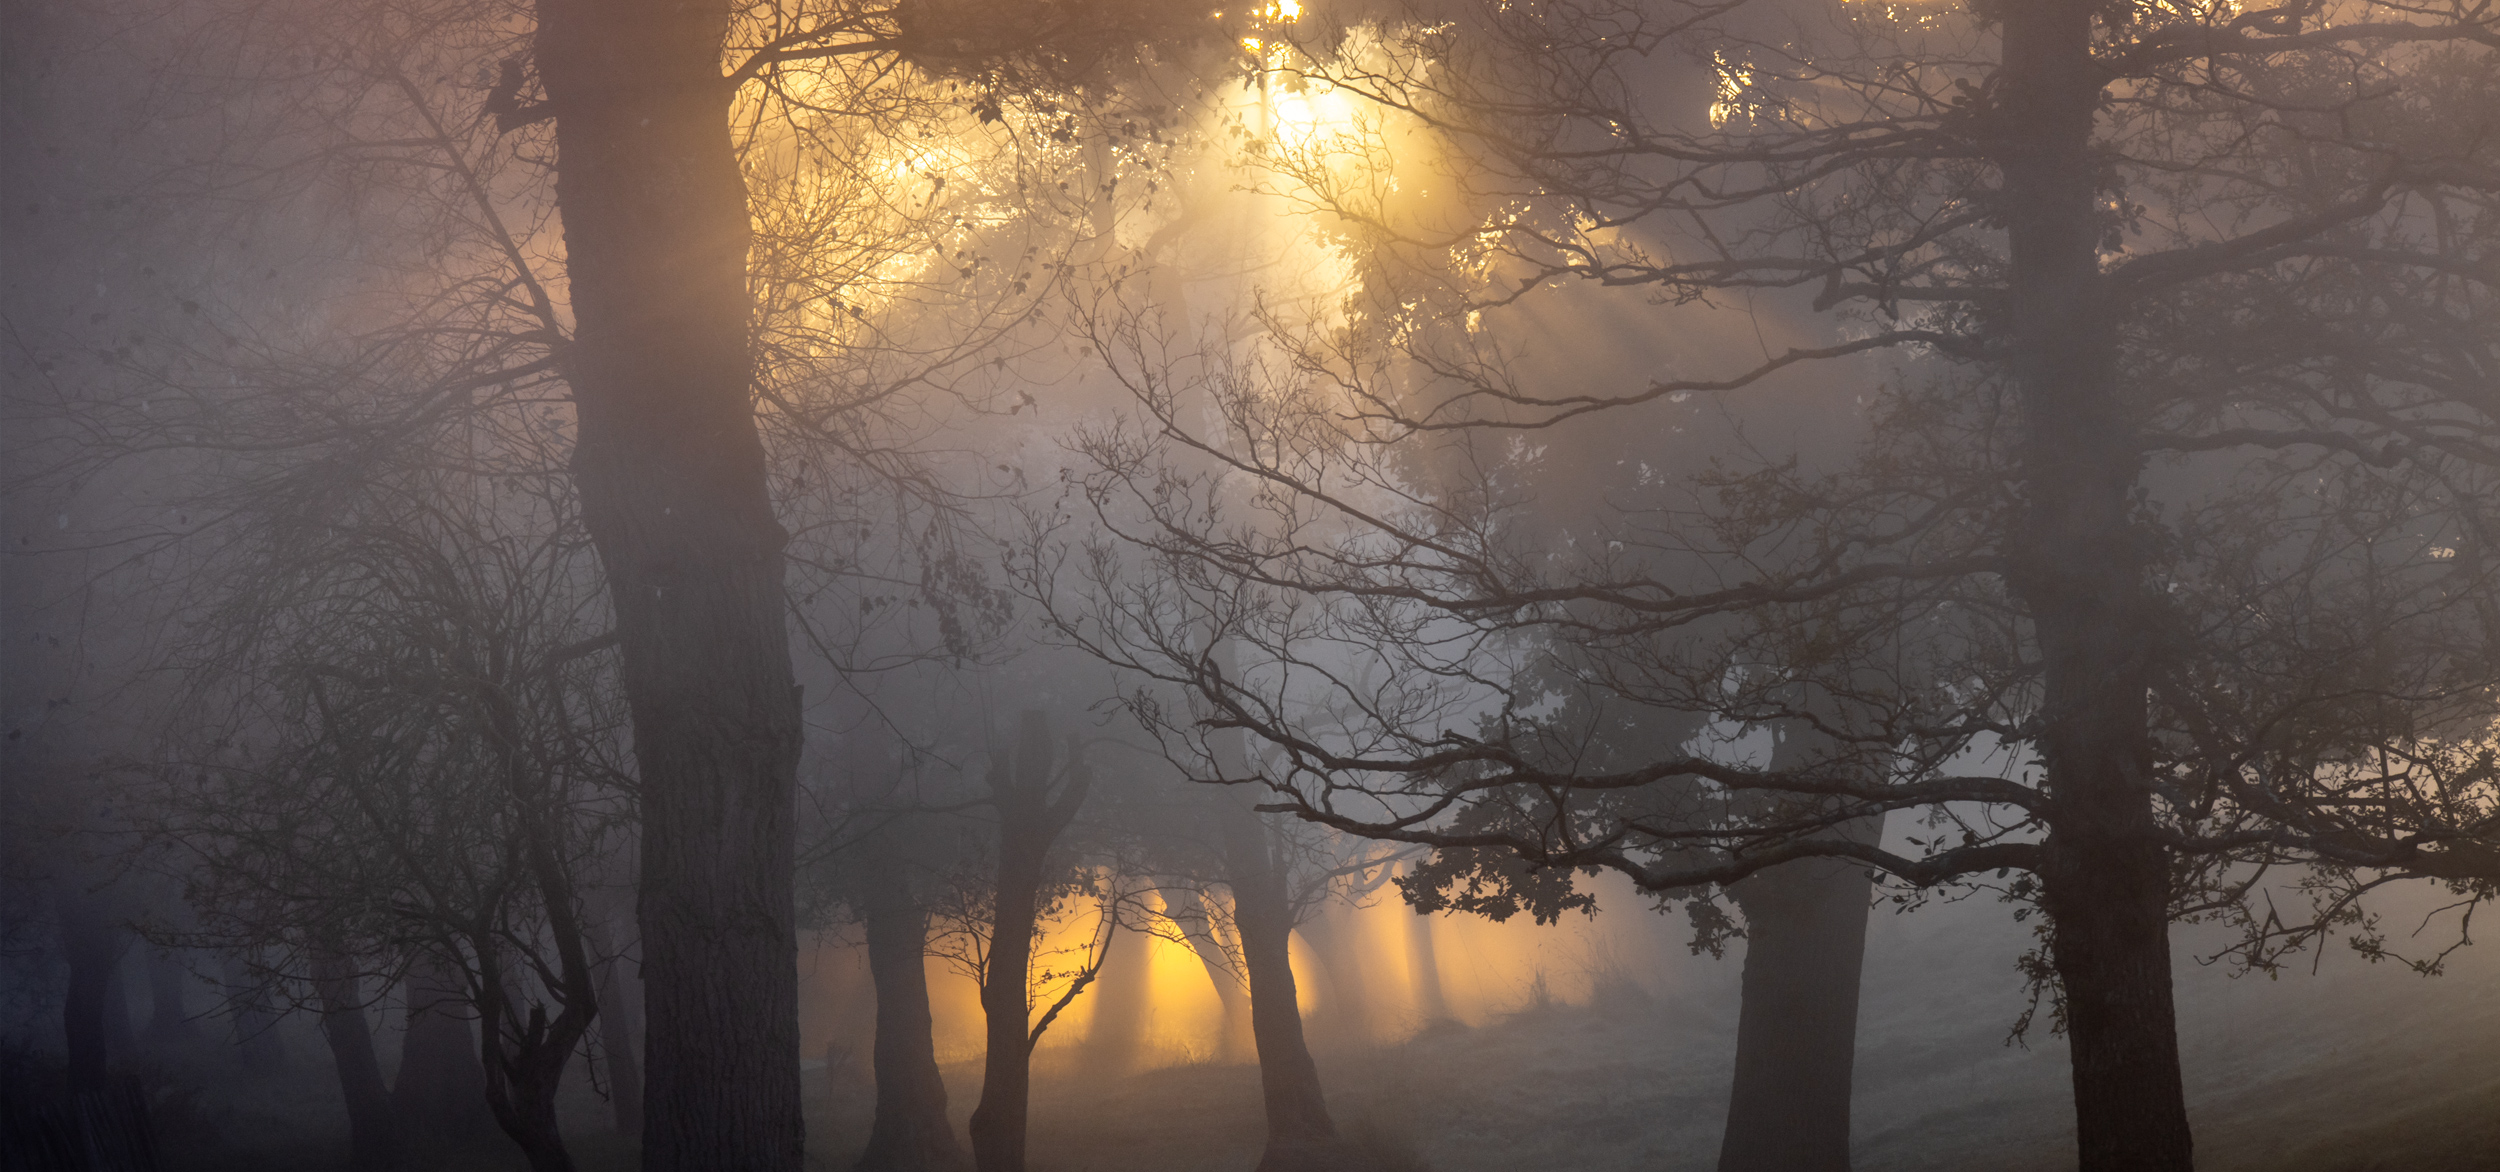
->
[3,2,2497,1172]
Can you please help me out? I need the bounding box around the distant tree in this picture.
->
[1104,691,1417,1172]
[799,720,976,1172]
[1043,4,2500,1171]
[135,358,631,1172]
[935,709,1117,1172]
[3,4,1249,1165]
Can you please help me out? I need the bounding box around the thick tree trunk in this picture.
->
[968,713,1086,1172]
[310,954,403,1172]
[531,5,806,1171]
[1716,714,1882,1172]
[1716,856,1875,1172]
[394,955,500,1150]
[1996,4,2193,1170]
[858,864,969,1172]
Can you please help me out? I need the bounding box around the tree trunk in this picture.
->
[1161,888,1252,1061]
[586,918,646,1138]
[1289,906,1366,1049]
[102,949,138,1064]
[858,861,969,1172]
[474,959,584,1172]
[1080,906,1153,1075]
[1400,869,1450,1027]
[311,954,403,1172]
[394,955,500,1151]
[531,5,806,1168]
[144,948,197,1052]
[966,804,1046,1172]
[222,952,288,1073]
[1221,805,1360,1172]
[967,713,1086,1172]
[60,894,125,1094]
[1716,712,1882,1172]
[1716,856,1875,1172]
[472,688,607,1172]
[1996,4,2193,1170]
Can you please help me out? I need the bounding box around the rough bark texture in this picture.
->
[394,957,502,1152]
[532,3,806,1169]
[310,955,403,1172]
[857,860,969,1172]
[1716,856,1875,1172]
[968,713,1087,1172]
[1996,4,2194,1170]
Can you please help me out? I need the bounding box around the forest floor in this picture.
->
[144,883,2499,1172]
[808,884,2500,1172]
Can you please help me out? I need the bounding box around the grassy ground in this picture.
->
[150,884,2499,1172]
[953,886,2496,1172]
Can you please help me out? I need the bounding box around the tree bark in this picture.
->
[311,954,403,1172]
[1716,855,1875,1172]
[529,5,804,1169]
[858,858,969,1172]
[1996,4,2193,1170]
[967,713,1087,1172]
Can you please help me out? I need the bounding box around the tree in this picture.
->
[1148,707,1413,1172]
[947,709,1106,1172]
[311,950,406,1172]
[137,351,633,1172]
[1042,3,2500,1170]
[8,2,1243,1165]
[802,723,974,1172]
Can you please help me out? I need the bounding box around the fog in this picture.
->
[5,3,2497,1172]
